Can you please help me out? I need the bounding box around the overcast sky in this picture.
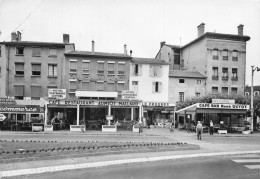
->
[0,0,259,85]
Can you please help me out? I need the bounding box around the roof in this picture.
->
[65,51,132,59]
[164,44,181,49]
[169,70,207,79]
[245,85,260,92]
[0,41,72,47]
[132,57,169,65]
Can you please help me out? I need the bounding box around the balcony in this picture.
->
[231,77,238,81]
[222,76,229,80]
[222,56,228,60]
[212,76,219,80]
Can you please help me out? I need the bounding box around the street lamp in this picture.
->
[251,65,260,133]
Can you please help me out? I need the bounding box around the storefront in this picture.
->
[142,102,175,127]
[175,100,250,133]
[47,99,142,131]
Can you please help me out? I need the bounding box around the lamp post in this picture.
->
[251,66,260,133]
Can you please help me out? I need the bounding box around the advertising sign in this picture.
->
[0,105,42,113]
[0,98,16,105]
[197,103,249,110]
[121,90,137,100]
[0,113,6,121]
[48,89,66,99]
[212,99,235,104]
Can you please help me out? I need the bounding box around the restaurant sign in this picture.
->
[48,89,66,99]
[0,105,43,113]
[197,103,249,110]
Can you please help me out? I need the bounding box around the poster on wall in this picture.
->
[48,89,66,99]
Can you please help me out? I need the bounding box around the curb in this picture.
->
[1,150,260,178]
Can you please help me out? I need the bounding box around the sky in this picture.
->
[0,0,259,85]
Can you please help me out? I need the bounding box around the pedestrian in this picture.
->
[169,122,174,132]
[139,118,143,133]
[209,120,214,135]
[196,121,203,140]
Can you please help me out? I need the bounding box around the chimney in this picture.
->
[160,41,165,48]
[11,32,17,41]
[17,31,22,41]
[92,40,95,54]
[63,34,70,44]
[197,23,205,37]
[130,50,132,57]
[124,44,127,55]
[237,24,244,36]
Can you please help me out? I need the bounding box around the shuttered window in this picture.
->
[15,63,24,75]
[97,62,104,75]
[32,47,41,56]
[70,60,77,73]
[152,82,162,93]
[49,48,57,56]
[82,82,89,90]
[118,63,125,75]
[108,63,115,75]
[32,63,41,75]
[117,83,124,91]
[69,81,77,92]
[31,86,41,100]
[82,61,90,74]
[14,85,24,99]
[97,82,104,91]
[107,83,115,91]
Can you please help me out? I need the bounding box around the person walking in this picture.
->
[196,121,203,140]
[209,120,214,135]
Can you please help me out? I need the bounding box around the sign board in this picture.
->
[212,99,235,104]
[0,105,43,113]
[121,90,137,100]
[106,115,113,121]
[197,103,249,110]
[142,102,169,107]
[48,89,66,99]
[0,113,6,121]
[0,98,16,105]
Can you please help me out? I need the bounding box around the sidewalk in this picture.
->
[1,128,260,178]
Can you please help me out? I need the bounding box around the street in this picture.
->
[13,154,260,179]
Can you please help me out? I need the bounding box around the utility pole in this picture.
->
[251,66,260,133]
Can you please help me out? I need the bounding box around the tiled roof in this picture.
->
[169,70,207,79]
[0,41,70,47]
[165,44,181,49]
[132,57,169,65]
[65,51,131,59]
[245,85,260,92]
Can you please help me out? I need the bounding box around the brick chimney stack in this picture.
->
[160,41,166,48]
[237,24,244,36]
[11,32,17,41]
[63,34,70,44]
[17,31,22,41]
[92,40,95,54]
[124,44,127,55]
[197,23,205,37]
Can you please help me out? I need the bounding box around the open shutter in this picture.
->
[139,64,142,76]
[159,82,162,93]
[152,82,155,93]
[149,65,153,77]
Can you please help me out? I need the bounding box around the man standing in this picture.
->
[209,120,214,135]
[196,121,203,140]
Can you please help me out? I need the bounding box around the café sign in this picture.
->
[48,89,66,99]
[197,103,249,110]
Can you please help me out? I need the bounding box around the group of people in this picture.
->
[196,120,214,140]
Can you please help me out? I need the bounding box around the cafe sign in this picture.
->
[48,89,66,99]
[197,103,249,110]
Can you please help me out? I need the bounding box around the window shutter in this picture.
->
[82,82,89,90]
[139,64,142,76]
[31,86,41,98]
[158,66,162,77]
[159,82,162,93]
[152,82,155,93]
[15,86,24,96]
[15,63,24,71]
[32,64,41,71]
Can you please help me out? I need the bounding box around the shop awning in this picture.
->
[75,91,118,98]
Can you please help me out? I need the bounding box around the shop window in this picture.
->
[97,82,104,91]
[152,82,162,93]
[149,65,162,77]
[179,79,185,83]
[48,64,57,77]
[107,82,115,91]
[16,47,24,55]
[232,50,238,61]
[232,68,238,81]
[231,87,237,95]
[108,62,115,75]
[222,87,228,94]
[32,63,41,76]
[49,48,57,57]
[69,81,77,92]
[132,81,138,93]
[212,49,218,59]
[82,82,89,91]
[14,85,24,100]
[117,82,125,92]
[69,60,77,73]
[31,86,41,100]
[179,92,184,102]
[118,63,125,75]
[222,49,228,60]
[97,62,104,75]
[15,62,24,75]
[212,86,218,94]
[222,67,228,80]
[82,60,90,74]
[32,47,41,57]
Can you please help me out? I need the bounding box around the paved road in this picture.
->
[13,154,260,179]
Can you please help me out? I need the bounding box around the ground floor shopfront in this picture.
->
[175,103,250,133]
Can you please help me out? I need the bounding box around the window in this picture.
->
[31,63,41,75]
[97,82,104,91]
[179,92,184,102]
[49,48,57,56]
[179,79,185,83]
[174,54,180,64]
[196,80,202,84]
[212,49,218,59]
[97,62,104,75]
[31,86,41,100]
[212,87,218,94]
[132,81,138,93]
[108,62,115,75]
[152,82,162,93]
[212,67,218,80]
[149,65,162,77]
[15,63,24,75]
[222,68,228,79]
[107,83,115,91]
[69,60,77,73]
[69,81,77,92]
[222,49,228,60]
[48,64,57,76]
[222,87,228,94]
[32,47,41,57]
[14,85,24,100]
[82,82,89,91]
[231,87,238,95]
[0,46,1,56]
[82,61,90,74]
[133,64,142,76]
[0,66,1,77]
[232,68,238,80]
[117,82,125,91]
[16,47,24,55]
[118,63,125,75]
[196,92,201,97]
[232,50,238,61]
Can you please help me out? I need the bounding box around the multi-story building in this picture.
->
[156,23,250,97]
[130,57,173,125]
[0,32,74,129]
[169,70,207,104]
